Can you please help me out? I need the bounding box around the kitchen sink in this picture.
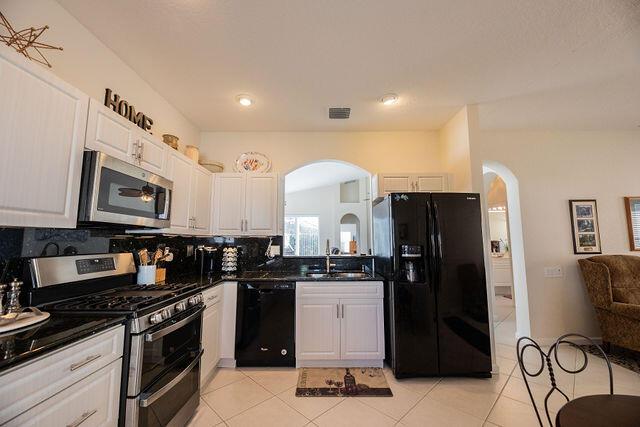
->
[305,271,372,279]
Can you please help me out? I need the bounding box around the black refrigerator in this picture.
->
[373,192,492,378]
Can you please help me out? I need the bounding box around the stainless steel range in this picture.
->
[28,253,203,427]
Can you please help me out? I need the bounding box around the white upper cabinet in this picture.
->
[166,151,193,232]
[212,173,277,236]
[213,173,245,234]
[137,130,167,176]
[192,165,213,233]
[373,173,449,198]
[244,174,278,235]
[86,99,168,177]
[0,45,88,228]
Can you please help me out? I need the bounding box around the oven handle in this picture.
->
[139,350,203,408]
[144,307,203,342]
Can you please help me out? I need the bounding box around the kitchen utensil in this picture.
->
[152,248,163,265]
[138,249,149,266]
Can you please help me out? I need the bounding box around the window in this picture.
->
[284,216,320,256]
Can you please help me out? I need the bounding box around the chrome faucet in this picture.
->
[325,239,336,273]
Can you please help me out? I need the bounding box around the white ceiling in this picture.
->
[285,161,368,194]
[57,0,640,131]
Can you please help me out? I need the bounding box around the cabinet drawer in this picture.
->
[6,360,121,427]
[296,282,383,299]
[0,325,124,424]
[202,285,223,307]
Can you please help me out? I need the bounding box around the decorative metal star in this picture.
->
[0,12,63,68]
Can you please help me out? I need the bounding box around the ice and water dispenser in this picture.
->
[400,244,424,283]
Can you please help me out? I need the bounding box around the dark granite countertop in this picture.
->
[0,313,126,372]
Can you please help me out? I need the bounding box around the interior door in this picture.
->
[431,193,491,375]
[296,297,340,360]
[193,167,213,232]
[245,173,277,235]
[0,47,88,228]
[213,174,245,234]
[167,152,192,232]
[340,299,384,360]
[137,131,167,177]
[86,99,134,162]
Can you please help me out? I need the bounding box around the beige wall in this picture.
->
[2,0,200,148]
[469,121,640,341]
[199,131,443,174]
[439,107,472,191]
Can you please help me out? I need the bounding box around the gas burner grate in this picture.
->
[127,282,200,292]
[51,294,157,311]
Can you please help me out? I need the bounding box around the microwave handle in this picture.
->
[139,349,203,408]
[163,188,172,220]
[144,307,203,342]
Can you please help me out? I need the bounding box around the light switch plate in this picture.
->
[544,266,563,278]
[270,245,281,257]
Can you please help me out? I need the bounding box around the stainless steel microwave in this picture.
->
[78,151,172,228]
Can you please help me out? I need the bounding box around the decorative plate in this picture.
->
[234,152,271,173]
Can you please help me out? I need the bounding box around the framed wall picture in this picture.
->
[569,200,602,254]
[624,197,640,251]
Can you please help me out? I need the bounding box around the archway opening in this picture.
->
[284,160,371,256]
[483,161,531,340]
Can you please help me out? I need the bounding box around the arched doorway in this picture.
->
[283,160,372,256]
[483,161,531,340]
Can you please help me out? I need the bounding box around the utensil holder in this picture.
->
[137,265,157,285]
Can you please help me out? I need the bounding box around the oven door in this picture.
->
[127,306,203,426]
[80,151,172,228]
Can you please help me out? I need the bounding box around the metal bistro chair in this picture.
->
[516,333,614,427]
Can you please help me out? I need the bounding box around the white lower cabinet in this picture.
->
[201,286,223,384]
[6,361,121,427]
[296,282,384,367]
[0,325,124,426]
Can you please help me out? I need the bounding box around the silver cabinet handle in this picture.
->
[138,140,144,161]
[240,219,244,231]
[341,304,345,318]
[67,409,97,427]
[336,304,339,319]
[145,308,203,342]
[244,219,248,232]
[131,140,139,161]
[69,354,102,371]
[206,295,219,302]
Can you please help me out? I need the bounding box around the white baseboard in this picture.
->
[296,360,384,369]
[517,336,602,347]
[218,358,237,368]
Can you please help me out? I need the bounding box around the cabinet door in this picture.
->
[415,174,448,192]
[296,298,341,360]
[136,130,167,177]
[0,46,88,228]
[219,282,237,361]
[379,174,412,194]
[86,98,135,163]
[340,299,384,360]
[167,151,193,232]
[6,361,121,427]
[201,303,221,383]
[245,173,277,235]
[213,173,245,235]
[193,167,213,233]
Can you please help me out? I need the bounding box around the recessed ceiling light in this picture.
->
[236,95,253,106]
[380,93,398,105]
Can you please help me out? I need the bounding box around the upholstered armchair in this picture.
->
[578,255,640,352]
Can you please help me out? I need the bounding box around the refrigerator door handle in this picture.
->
[432,201,443,292]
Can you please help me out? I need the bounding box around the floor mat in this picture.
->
[296,367,393,397]
[580,345,640,375]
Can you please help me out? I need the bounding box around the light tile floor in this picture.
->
[188,297,640,426]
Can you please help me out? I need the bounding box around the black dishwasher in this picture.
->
[235,281,295,366]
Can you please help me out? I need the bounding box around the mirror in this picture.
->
[284,161,371,256]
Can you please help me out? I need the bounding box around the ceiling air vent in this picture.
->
[329,107,351,119]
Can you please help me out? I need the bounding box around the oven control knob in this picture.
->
[175,301,187,312]
[195,294,203,304]
[149,312,164,324]
[188,296,197,306]
[162,308,171,319]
